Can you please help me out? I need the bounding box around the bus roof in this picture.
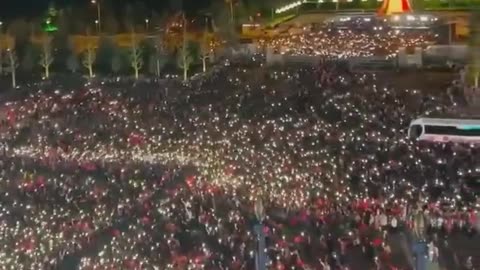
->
[410,117,480,126]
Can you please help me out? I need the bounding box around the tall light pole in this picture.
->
[91,0,101,33]
[95,20,99,34]
[0,21,3,76]
[145,18,149,32]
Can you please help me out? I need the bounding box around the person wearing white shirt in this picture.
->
[391,217,397,229]
[379,213,388,228]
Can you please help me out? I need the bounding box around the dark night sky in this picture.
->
[0,0,213,19]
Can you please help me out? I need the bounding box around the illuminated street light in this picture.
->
[95,20,99,33]
[91,0,101,33]
[0,21,3,75]
[145,18,150,31]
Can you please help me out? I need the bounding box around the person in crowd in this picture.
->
[0,47,476,269]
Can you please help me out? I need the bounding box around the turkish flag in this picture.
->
[186,175,196,188]
[372,237,383,247]
[36,175,46,187]
[128,132,144,146]
[7,109,15,126]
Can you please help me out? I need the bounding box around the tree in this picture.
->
[129,31,143,79]
[66,54,79,73]
[178,14,194,81]
[199,41,210,73]
[199,20,211,73]
[39,34,54,78]
[177,43,195,82]
[148,34,168,77]
[6,49,18,88]
[82,41,96,78]
[148,52,167,77]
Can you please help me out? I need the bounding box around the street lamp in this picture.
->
[91,0,101,33]
[0,21,3,76]
[145,18,150,32]
[95,20,99,34]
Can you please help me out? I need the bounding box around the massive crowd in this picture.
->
[0,34,477,269]
[262,28,436,59]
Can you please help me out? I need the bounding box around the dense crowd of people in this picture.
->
[0,21,477,269]
[262,28,436,58]
[0,60,477,270]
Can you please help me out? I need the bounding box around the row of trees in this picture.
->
[0,28,211,88]
[4,0,275,37]
[0,0,254,88]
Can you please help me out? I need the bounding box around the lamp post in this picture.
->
[254,199,267,270]
[145,18,150,32]
[95,20,99,34]
[0,21,3,76]
[91,0,101,33]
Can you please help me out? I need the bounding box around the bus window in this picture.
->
[464,175,480,195]
[425,125,480,136]
[409,124,423,139]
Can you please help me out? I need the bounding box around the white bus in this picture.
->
[408,118,480,143]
